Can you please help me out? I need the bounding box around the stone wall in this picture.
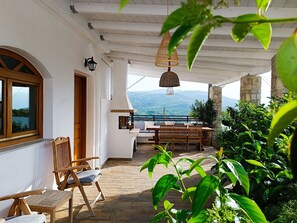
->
[240,75,262,105]
[210,86,222,118]
[271,55,287,98]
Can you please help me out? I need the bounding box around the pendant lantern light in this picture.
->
[155,32,179,67]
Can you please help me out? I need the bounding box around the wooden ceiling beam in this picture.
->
[73,2,297,18]
[91,21,294,38]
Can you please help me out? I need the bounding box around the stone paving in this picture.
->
[54,144,216,223]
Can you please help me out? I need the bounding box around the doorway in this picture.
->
[74,74,86,160]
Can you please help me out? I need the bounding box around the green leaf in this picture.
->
[246,159,265,168]
[119,0,129,11]
[182,187,196,201]
[225,172,237,185]
[290,127,297,179]
[161,7,187,35]
[268,100,297,147]
[192,175,219,216]
[150,211,167,223]
[168,24,194,55]
[251,22,271,50]
[275,31,297,93]
[223,159,250,195]
[163,200,174,210]
[228,193,267,223]
[232,24,252,42]
[253,141,262,154]
[232,14,260,42]
[152,174,179,209]
[256,0,272,12]
[188,210,208,223]
[276,170,293,179]
[188,157,208,177]
[187,24,212,70]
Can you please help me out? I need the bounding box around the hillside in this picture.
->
[128,89,238,115]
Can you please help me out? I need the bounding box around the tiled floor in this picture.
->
[54,144,216,223]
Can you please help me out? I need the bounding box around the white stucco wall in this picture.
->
[0,0,111,216]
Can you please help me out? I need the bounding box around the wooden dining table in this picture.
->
[146,125,214,145]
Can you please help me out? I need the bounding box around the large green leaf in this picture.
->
[223,159,250,195]
[275,30,297,93]
[192,175,219,216]
[152,174,179,209]
[187,24,212,70]
[168,24,194,55]
[119,0,129,11]
[251,22,272,50]
[161,7,187,35]
[268,100,297,147]
[290,127,297,179]
[256,0,272,12]
[228,193,267,223]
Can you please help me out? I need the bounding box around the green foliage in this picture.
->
[264,183,297,221]
[141,146,266,222]
[272,200,297,223]
[190,99,217,127]
[216,99,296,209]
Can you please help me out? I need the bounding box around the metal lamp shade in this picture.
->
[155,32,179,67]
[159,69,180,87]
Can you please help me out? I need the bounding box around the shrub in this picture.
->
[214,97,296,209]
[190,99,217,127]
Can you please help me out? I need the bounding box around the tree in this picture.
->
[190,98,217,127]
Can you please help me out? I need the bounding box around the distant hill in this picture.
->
[128,89,238,115]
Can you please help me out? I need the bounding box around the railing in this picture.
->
[133,115,203,129]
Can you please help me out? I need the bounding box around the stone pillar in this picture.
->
[240,74,261,105]
[271,55,287,98]
[210,86,222,118]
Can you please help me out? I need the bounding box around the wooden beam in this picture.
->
[109,43,276,60]
[91,21,294,38]
[73,2,297,18]
[102,33,282,50]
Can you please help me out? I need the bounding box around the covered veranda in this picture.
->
[0,0,296,222]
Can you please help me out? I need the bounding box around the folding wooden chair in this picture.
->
[52,137,105,216]
[0,189,46,223]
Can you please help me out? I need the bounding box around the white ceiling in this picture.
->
[70,0,297,86]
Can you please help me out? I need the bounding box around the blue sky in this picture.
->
[128,72,271,105]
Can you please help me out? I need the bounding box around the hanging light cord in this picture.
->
[127,76,146,90]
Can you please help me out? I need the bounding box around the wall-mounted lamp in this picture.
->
[84,57,97,71]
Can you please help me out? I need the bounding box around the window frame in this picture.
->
[0,49,43,148]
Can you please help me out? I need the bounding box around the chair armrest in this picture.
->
[71,156,99,164]
[0,189,45,201]
[53,164,90,173]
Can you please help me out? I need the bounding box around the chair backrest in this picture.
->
[188,126,202,140]
[52,137,73,186]
[159,126,174,142]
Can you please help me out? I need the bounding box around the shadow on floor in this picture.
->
[54,144,217,223]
